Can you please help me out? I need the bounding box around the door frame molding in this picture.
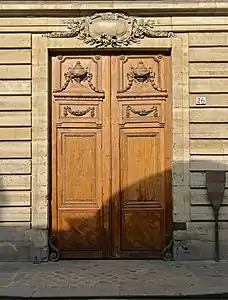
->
[31,32,190,238]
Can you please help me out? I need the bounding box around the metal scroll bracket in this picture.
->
[206,170,225,262]
[48,234,60,262]
[162,234,174,261]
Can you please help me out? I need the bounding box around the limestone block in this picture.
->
[190,172,228,188]
[172,108,183,134]
[32,115,48,132]
[174,240,228,261]
[0,128,31,140]
[0,227,28,241]
[189,32,228,46]
[189,47,228,62]
[172,83,183,108]
[0,207,30,222]
[0,241,30,261]
[190,189,228,205]
[0,17,68,26]
[173,134,184,161]
[0,34,31,48]
[0,142,31,158]
[0,1,223,12]
[0,50,31,64]
[0,159,31,174]
[0,65,31,79]
[0,112,31,126]
[190,155,228,171]
[191,206,228,221]
[190,94,228,107]
[190,139,228,155]
[172,162,185,187]
[0,96,31,110]
[174,222,228,260]
[0,80,31,95]
[0,228,48,262]
[0,26,68,33]
[175,222,228,241]
[0,191,30,206]
[190,107,228,123]
[189,62,228,77]
[0,175,31,190]
[173,17,228,26]
[190,78,228,93]
[25,229,47,248]
[172,186,190,222]
[0,222,30,227]
[31,215,48,229]
[190,124,228,138]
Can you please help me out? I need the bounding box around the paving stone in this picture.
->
[0,260,227,297]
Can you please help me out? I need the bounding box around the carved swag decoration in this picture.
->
[118,61,166,93]
[47,12,173,47]
[64,106,95,117]
[53,60,104,94]
[126,105,158,118]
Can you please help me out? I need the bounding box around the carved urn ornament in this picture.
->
[132,61,151,82]
[53,60,104,94]
[68,61,88,83]
[47,12,173,48]
[118,61,166,93]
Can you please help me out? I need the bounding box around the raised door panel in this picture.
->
[58,129,102,209]
[57,129,102,255]
[120,128,165,253]
[121,129,165,208]
[111,54,171,258]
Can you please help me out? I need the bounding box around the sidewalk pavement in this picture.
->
[0,260,228,298]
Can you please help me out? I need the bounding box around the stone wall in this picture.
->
[174,29,228,260]
[0,3,228,261]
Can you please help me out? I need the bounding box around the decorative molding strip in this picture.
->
[46,12,173,48]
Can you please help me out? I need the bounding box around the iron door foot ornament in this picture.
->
[48,234,60,262]
[162,235,174,261]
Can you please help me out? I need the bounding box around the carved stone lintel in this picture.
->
[126,105,158,118]
[46,13,173,48]
[64,106,95,117]
[53,61,104,94]
[118,61,166,93]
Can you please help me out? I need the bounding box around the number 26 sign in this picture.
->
[195,96,206,105]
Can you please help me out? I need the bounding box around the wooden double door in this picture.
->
[51,52,172,259]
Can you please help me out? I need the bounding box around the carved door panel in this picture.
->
[51,55,111,258]
[51,53,172,259]
[111,54,172,258]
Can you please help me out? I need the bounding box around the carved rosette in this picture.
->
[46,12,173,48]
